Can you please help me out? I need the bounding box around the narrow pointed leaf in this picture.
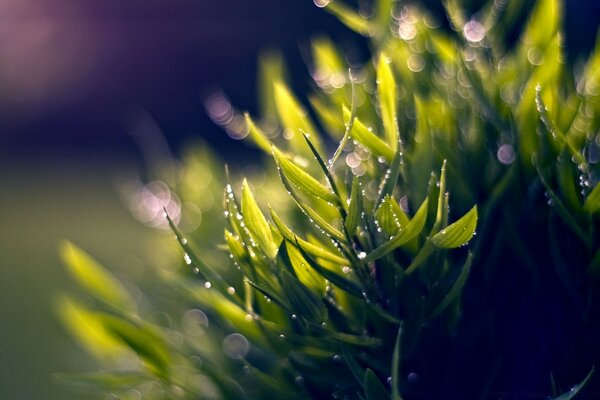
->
[273,82,322,152]
[584,182,600,214]
[364,369,390,400]
[301,131,343,201]
[430,252,473,319]
[391,325,404,400]
[241,179,279,258]
[345,176,363,234]
[273,146,338,204]
[552,366,595,400]
[98,314,171,379]
[323,1,372,36]
[270,208,347,264]
[431,206,478,248]
[375,139,404,211]
[59,241,134,310]
[344,106,394,163]
[377,54,399,150]
[280,270,326,323]
[245,113,272,154]
[295,237,364,298]
[375,195,409,236]
[364,198,429,263]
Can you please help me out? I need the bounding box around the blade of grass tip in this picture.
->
[341,344,367,386]
[391,323,404,400]
[164,208,242,305]
[330,70,357,171]
[374,137,404,213]
[552,366,595,400]
[294,237,365,298]
[300,130,344,210]
[429,252,473,319]
[533,162,589,247]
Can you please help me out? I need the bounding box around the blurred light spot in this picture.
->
[313,0,331,8]
[205,91,248,140]
[182,309,209,337]
[345,152,361,168]
[407,54,425,72]
[527,47,544,65]
[497,144,515,165]
[398,22,417,41]
[463,20,486,43]
[122,179,181,229]
[222,333,250,359]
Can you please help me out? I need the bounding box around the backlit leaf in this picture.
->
[241,179,279,258]
[377,54,399,150]
[431,206,478,248]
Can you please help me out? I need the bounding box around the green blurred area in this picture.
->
[0,156,154,399]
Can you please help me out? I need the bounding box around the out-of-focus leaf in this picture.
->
[342,344,366,385]
[377,54,399,150]
[430,252,473,319]
[98,314,171,380]
[364,198,428,263]
[59,241,134,310]
[245,113,272,154]
[431,206,478,248]
[273,146,338,205]
[270,208,347,264]
[258,49,287,117]
[344,106,394,163]
[584,182,600,214]
[242,179,279,258]
[56,295,125,361]
[345,176,363,235]
[364,369,390,400]
[322,1,372,36]
[273,81,322,153]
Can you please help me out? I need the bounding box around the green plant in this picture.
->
[59,0,599,398]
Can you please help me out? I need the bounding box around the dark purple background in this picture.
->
[1,0,598,163]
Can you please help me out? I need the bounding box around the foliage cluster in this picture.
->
[59,0,599,398]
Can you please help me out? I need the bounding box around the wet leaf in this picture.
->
[241,179,279,258]
[345,176,363,235]
[273,146,339,204]
[377,54,399,150]
[344,106,394,163]
[431,206,478,248]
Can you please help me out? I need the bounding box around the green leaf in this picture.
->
[391,325,404,400]
[375,195,409,236]
[345,176,363,235]
[285,241,326,292]
[377,53,399,151]
[430,252,473,319]
[431,206,478,248]
[322,1,372,36]
[375,137,404,212]
[241,179,279,258]
[244,113,272,154]
[584,182,600,214]
[295,238,364,298]
[341,344,366,386]
[301,131,343,201]
[270,208,347,265]
[280,270,326,323]
[98,314,171,379]
[364,369,390,400]
[273,146,339,204]
[344,106,394,163]
[59,241,134,310]
[56,295,126,361]
[273,81,322,153]
[364,198,429,263]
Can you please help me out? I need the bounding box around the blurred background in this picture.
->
[0,0,598,399]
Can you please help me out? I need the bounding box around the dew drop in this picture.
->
[204,281,212,289]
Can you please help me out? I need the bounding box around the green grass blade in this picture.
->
[273,146,339,204]
[364,198,429,263]
[241,179,279,258]
[364,369,390,400]
[344,106,394,163]
[59,241,135,310]
[376,53,399,151]
[430,252,473,319]
[431,205,478,248]
[583,182,600,214]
